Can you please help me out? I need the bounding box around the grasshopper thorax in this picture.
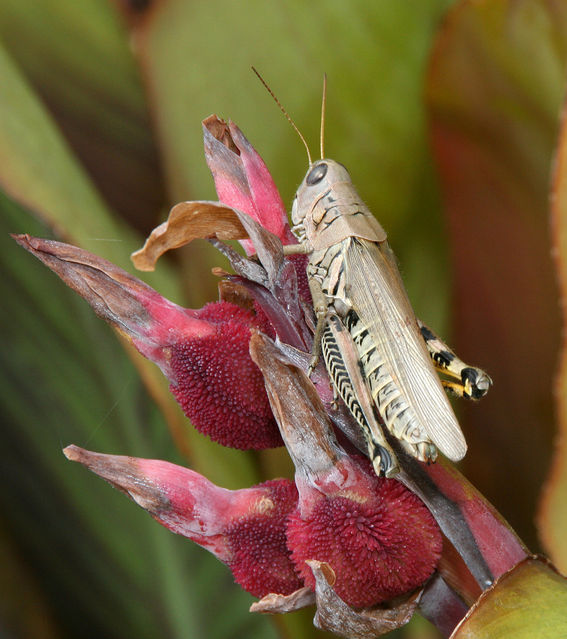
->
[291,159,387,251]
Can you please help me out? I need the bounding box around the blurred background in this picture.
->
[1,1,567,637]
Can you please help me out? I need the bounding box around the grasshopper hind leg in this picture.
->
[418,320,492,400]
[321,318,399,477]
[367,438,396,478]
[306,268,400,477]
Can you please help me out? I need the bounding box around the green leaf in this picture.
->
[0,39,179,303]
[452,558,567,638]
[0,0,166,231]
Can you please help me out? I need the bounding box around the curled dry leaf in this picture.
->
[131,200,248,271]
[249,587,316,614]
[308,560,420,639]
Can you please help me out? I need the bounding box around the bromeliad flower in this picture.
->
[15,115,547,638]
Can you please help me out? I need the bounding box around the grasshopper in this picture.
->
[254,70,491,477]
[286,159,491,477]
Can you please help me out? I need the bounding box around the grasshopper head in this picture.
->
[291,158,387,249]
[291,159,351,229]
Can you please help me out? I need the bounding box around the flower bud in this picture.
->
[64,446,302,598]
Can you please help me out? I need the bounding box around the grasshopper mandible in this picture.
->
[255,70,492,477]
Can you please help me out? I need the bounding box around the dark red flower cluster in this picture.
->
[169,301,280,449]
[287,457,442,608]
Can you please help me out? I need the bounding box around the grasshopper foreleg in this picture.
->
[282,242,311,256]
[306,268,331,376]
[417,320,492,400]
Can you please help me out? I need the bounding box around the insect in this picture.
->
[254,70,492,477]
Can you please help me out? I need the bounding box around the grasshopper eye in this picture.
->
[306,163,328,185]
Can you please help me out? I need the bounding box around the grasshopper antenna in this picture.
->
[320,73,327,159]
[252,66,312,166]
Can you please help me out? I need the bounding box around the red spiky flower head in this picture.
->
[13,118,313,453]
[286,458,442,608]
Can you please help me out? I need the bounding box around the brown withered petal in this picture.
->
[307,560,420,639]
[249,328,368,456]
[12,234,156,333]
[218,279,257,312]
[249,587,316,614]
[266,339,367,450]
[63,445,169,512]
[249,330,375,471]
[249,331,344,477]
[131,200,248,271]
[231,207,285,283]
[203,115,240,155]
